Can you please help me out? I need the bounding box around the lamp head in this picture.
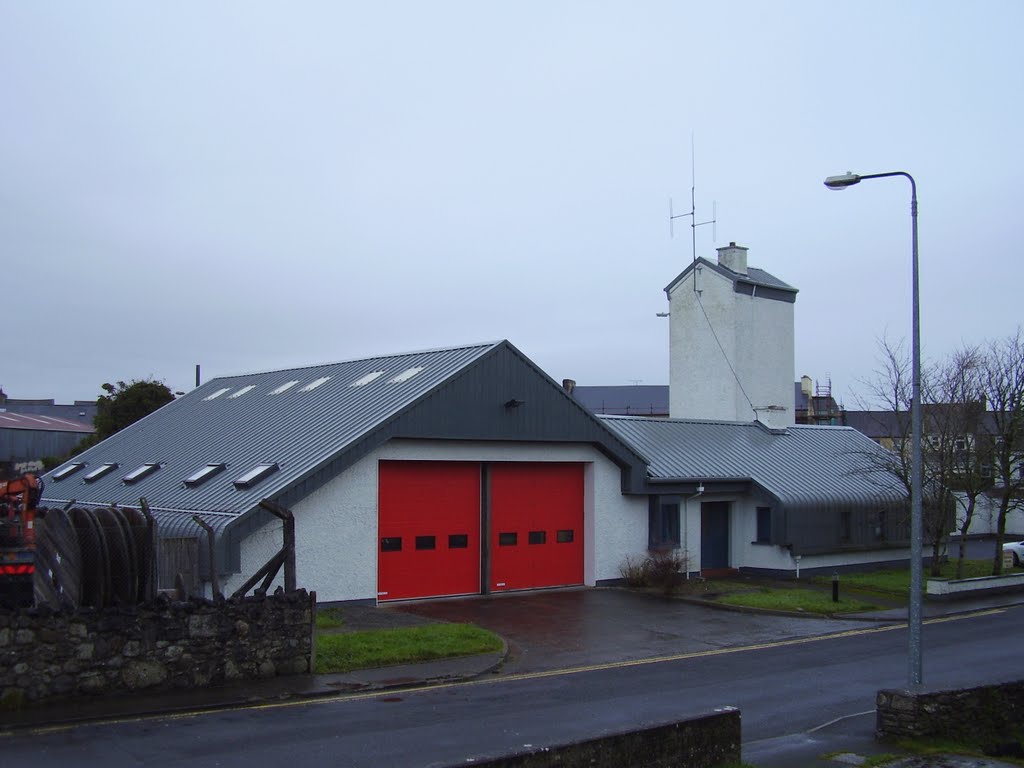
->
[824,172,861,190]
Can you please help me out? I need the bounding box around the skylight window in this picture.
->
[300,376,331,392]
[350,371,385,387]
[123,463,160,484]
[52,462,85,481]
[228,385,256,399]
[184,463,226,487]
[270,381,299,395]
[204,387,231,401]
[388,366,424,384]
[233,463,279,489]
[83,463,118,483]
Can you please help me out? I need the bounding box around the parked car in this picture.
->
[1002,541,1024,567]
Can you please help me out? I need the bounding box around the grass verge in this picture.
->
[814,559,1024,597]
[315,607,345,630]
[892,735,1024,767]
[716,588,884,614]
[315,623,503,674]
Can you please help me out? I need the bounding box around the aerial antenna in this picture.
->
[668,134,717,265]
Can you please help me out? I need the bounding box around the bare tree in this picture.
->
[980,330,1024,574]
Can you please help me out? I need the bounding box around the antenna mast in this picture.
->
[669,135,717,264]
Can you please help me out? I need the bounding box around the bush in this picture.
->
[619,547,690,595]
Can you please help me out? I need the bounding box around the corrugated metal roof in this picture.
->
[598,415,906,511]
[41,341,502,516]
[573,385,669,416]
[0,412,94,433]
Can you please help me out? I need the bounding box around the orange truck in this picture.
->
[0,473,41,608]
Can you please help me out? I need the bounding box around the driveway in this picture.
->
[393,587,874,676]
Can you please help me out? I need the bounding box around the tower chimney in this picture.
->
[717,242,748,275]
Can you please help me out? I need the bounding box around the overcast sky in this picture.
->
[2,2,1021,410]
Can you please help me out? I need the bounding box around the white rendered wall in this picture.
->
[222,439,647,603]
[952,492,1024,537]
[667,265,794,428]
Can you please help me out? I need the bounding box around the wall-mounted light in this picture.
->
[504,399,525,409]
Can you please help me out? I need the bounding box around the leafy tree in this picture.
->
[74,379,175,451]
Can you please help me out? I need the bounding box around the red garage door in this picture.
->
[490,463,584,592]
[377,461,480,601]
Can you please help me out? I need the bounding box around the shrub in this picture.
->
[619,547,690,595]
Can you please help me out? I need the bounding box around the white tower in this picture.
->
[665,242,797,428]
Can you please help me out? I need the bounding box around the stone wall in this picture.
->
[0,590,314,708]
[458,708,741,768]
[877,681,1024,743]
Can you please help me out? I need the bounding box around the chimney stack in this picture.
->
[717,241,748,275]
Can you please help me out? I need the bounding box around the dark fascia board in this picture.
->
[645,476,759,498]
[663,257,798,304]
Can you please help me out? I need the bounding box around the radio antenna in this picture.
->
[668,134,717,265]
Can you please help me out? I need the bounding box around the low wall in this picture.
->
[0,590,314,708]
[926,572,1024,600]
[452,708,741,768]
[877,681,1024,742]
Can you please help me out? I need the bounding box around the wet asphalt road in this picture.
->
[395,587,872,676]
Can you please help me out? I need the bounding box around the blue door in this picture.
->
[701,502,730,570]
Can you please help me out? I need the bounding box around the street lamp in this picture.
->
[825,169,922,688]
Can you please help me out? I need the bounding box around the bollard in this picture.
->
[832,572,839,603]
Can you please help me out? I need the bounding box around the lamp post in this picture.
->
[824,170,922,687]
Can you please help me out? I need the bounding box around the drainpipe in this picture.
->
[683,483,705,579]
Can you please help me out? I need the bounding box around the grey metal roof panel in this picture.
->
[598,416,906,510]
[0,412,94,433]
[41,341,502,515]
[573,385,669,416]
[663,257,797,298]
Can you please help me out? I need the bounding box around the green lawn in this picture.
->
[815,558,1024,596]
[315,607,345,630]
[315,623,503,674]
[716,588,885,614]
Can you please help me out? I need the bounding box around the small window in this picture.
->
[52,463,85,481]
[350,371,385,387]
[755,507,771,544]
[556,529,574,544]
[228,385,256,399]
[300,376,331,392]
[839,510,852,543]
[381,537,402,552]
[203,387,231,401]
[528,531,546,545]
[83,463,118,483]
[388,366,424,384]
[123,463,160,484]
[270,380,299,395]
[873,510,887,542]
[184,463,226,487]
[648,497,680,548]
[448,534,468,549]
[415,535,436,550]
[498,532,518,546]
[233,463,279,489]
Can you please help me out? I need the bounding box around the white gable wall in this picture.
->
[221,439,647,603]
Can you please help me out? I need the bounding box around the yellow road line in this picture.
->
[7,607,1006,737]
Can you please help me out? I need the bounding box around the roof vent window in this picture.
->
[123,463,160,484]
[184,463,226,487]
[52,462,85,481]
[388,366,424,384]
[228,385,256,399]
[350,371,385,387]
[233,463,279,489]
[301,376,331,392]
[84,463,118,483]
[270,381,299,395]
[204,387,231,401]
